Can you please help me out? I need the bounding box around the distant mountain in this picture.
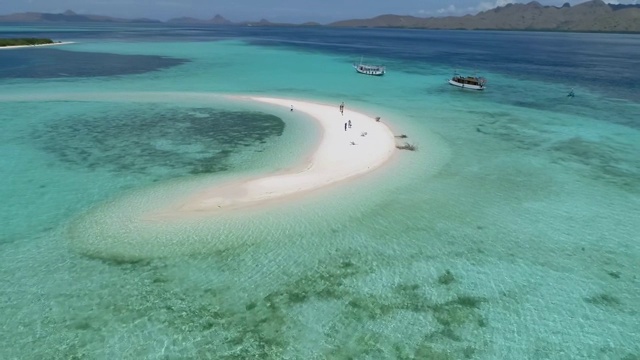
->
[242,18,274,26]
[609,3,640,10]
[330,0,640,32]
[167,14,232,25]
[0,10,161,23]
[244,19,326,26]
[1,0,638,32]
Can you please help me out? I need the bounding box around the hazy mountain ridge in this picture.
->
[0,10,161,23]
[166,14,232,25]
[0,0,638,32]
[330,0,640,32]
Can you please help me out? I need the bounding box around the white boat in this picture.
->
[353,58,385,76]
[448,72,486,90]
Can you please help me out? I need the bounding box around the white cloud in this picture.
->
[437,4,458,14]
[476,0,515,12]
[426,0,518,16]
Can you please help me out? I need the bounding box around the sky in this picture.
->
[0,0,638,23]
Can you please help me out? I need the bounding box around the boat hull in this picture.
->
[449,80,485,90]
[354,65,385,76]
[448,79,485,91]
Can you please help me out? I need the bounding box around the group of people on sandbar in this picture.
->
[344,119,352,131]
[340,101,351,131]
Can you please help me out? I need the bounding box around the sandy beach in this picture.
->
[155,96,397,216]
[0,41,74,50]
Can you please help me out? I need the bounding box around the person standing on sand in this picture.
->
[340,102,344,115]
[348,120,352,128]
[344,122,347,131]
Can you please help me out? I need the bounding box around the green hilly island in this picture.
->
[0,38,54,47]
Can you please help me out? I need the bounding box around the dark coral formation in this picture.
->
[33,104,285,180]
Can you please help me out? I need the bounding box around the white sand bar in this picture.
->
[0,41,74,50]
[173,96,396,214]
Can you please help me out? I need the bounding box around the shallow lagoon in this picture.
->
[0,25,639,358]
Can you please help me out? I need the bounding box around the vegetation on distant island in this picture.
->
[0,38,54,47]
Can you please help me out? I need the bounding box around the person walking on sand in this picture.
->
[340,102,344,115]
[348,119,352,128]
[344,122,347,131]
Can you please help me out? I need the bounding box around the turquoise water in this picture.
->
[1,27,639,359]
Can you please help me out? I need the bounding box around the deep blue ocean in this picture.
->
[1,23,639,359]
[2,24,639,102]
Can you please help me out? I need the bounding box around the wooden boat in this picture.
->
[448,72,486,90]
[353,57,385,76]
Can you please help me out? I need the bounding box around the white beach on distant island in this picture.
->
[0,41,74,50]
[151,96,397,217]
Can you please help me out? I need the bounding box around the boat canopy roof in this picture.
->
[452,74,486,84]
